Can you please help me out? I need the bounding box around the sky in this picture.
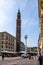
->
[0,0,40,47]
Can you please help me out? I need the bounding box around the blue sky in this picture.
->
[0,0,40,47]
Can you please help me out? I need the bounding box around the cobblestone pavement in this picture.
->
[0,57,39,65]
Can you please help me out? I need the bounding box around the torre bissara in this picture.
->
[16,9,21,52]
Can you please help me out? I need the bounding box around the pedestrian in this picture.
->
[2,53,4,60]
[38,54,42,65]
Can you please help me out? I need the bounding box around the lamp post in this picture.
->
[24,35,28,54]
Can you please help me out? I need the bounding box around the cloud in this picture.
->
[21,18,39,29]
[0,0,16,25]
[21,0,38,29]
[16,0,28,10]
[0,0,16,10]
[20,0,28,8]
[21,19,28,28]
[0,12,6,25]
[21,4,39,29]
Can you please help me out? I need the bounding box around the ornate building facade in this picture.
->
[16,9,21,52]
[38,0,43,55]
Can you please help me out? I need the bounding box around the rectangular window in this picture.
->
[2,41,4,44]
[2,45,3,48]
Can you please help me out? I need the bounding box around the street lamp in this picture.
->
[24,35,28,54]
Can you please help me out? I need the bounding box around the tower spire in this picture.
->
[17,8,21,19]
[18,8,20,13]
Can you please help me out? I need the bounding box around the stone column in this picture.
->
[14,40,16,52]
[24,35,28,54]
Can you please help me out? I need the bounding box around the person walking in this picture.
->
[39,54,42,65]
[2,53,4,60]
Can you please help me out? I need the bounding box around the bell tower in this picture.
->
[16,9,21,52]
[38,0,43,55]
